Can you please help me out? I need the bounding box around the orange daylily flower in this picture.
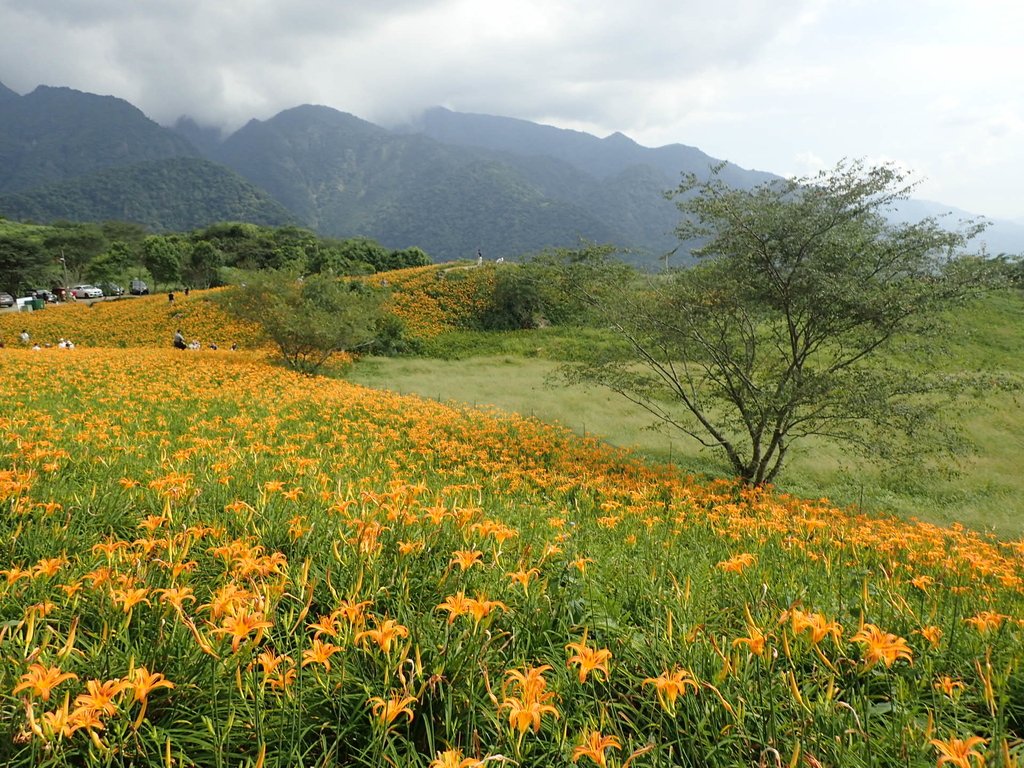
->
[783,608,842,646]
[917,625,943,648]
[565,635,612,683]
[643,667,699,713]
[437,592,473,624]
[355,618,409,654]
[13,663,78,702]
[301,638,344,672]
[211,609,273,653]
[308,614,341,638]
[965,611,1006,635]
[464,595,508,626]
[508,567,540,595]
[717,553,756,573]
[110,586,151,613]
[429,748,484,768]
[369,693,416,727]
[156,586,196,611]
[934,676,966,698]
[74,678,131,717]
[129,667,174,728]
[572,731,622,767]
[930,735,987,768]
[500,664,559,735]
[450,549,484,571]
[851,624,913,669]
[333,599,372,627]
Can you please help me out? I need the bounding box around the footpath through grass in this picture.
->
[2,347,1023,766]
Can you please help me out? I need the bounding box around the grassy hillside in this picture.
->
[348,290,1024,537]
[0,291,262,349]
[1,347,1022,766]
[4,269,1021,535]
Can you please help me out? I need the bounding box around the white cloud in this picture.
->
[0,0,1022,218]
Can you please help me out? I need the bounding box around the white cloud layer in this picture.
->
[1,0,1022,219]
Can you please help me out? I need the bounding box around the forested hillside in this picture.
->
[0,158,295,232]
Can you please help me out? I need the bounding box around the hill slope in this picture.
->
[0,342,1021,765]
[0,85,199,194]
[0,157,296,231]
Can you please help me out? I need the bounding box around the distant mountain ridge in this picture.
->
[0,85,198,194]
[0,79,1020,261]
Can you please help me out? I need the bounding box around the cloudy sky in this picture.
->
[1,0,1021,220]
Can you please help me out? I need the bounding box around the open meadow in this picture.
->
[1,276,1023,767]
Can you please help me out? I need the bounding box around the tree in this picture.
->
[336,237,390,272]
[0,235,50,294]
[184,240,224,288]
[85,241,136,285]
[43,223,107,283]
[565,161,990,486]
[141,235,184,289]
[386,246,431,270]
[218,269,390,374]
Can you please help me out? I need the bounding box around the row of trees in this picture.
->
[0,219,430,296]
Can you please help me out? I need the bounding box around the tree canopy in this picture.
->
[564,161,992,485]
[217,270,392,374]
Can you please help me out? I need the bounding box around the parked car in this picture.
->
[33,289,59,303]
[99,282,124,297]
[130,279,149,295]
[70,284,104,299]
[0,292,14,308]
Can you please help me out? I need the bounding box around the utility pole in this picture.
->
[59,248,70,300]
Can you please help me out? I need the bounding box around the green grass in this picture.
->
[350,292,1024,537]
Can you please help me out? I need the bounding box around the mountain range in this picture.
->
[1,81,1021,263]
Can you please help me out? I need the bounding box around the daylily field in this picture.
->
[1,279,1023,767]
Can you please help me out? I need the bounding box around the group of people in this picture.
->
[5,329,76,350]
[173,329,234,352]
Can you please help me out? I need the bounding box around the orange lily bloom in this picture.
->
[965,611,1006,635]
[508,568,540,595]
[851,623,913,669]
[717,553,756,573]
[437,592,473,624]
[355,618,409,654]
[572,731,622,767]
[13,663,78,702]
[565,636,612,683]
[500,665,559,734]
[74,678,131,717]
[211,609,273,653]
[429,748,484,768]
[464,595,508,626]
[930,735,987,768]
[934,676,966,698]
[450,549,484,571]
[643,668,699,713]
[369,693,416,727]
[301,638,344,672]
[129,667,174,728]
